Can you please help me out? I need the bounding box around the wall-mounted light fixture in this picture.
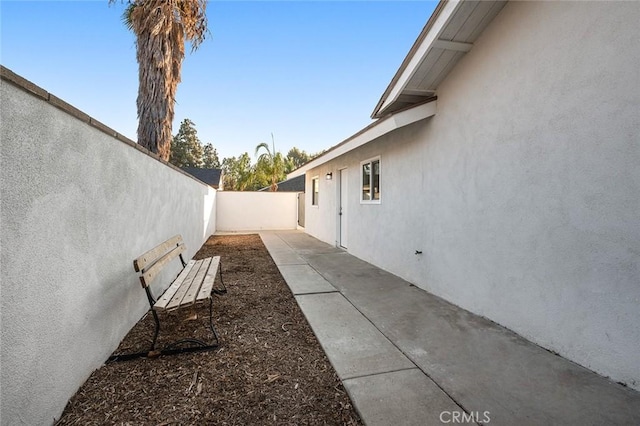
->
[326,172,333,180]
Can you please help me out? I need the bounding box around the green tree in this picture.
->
[255,134,287,192]
[170,119,203,167]
[112,0,208,160]
[253,156,275,190]
[222,153,254,191]
[202,143,221,168]
[286,147,311,170]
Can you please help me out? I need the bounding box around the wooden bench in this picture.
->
[109,235,226,361]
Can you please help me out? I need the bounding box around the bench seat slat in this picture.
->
[134,235,182,272]
[197,256,220,301]
[165,259,205,311]
[140,244,186,287]
[154,260,196,310]
[181,257,212,307]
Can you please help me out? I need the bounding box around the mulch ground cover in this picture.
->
[57,234,362,425]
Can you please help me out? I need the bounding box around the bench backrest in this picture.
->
[134,235,186,288]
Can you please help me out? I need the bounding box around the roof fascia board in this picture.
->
[373,0,461,118]
[392,100,437,128]
[288,100,437,178]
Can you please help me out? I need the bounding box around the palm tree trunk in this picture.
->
[133,2,185,160]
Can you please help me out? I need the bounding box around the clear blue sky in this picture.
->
[1,1,436,161]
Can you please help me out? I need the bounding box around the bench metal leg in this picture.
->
[150,308,161,351]
[208,295,220,343]
[162,297,219,355]
[106,307,162,363]
[213,259,228,295]
[108,298,219,362]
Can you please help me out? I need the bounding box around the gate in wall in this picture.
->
[297,192,305,227]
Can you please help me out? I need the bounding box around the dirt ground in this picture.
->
[57,234,362,425]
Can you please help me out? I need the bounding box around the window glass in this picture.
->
[362,163,371,201]
[372,160,380,200]
[360,157,380,203]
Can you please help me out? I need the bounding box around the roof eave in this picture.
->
[371,0,449,119]
[288,99,437,178]
[372,0,506,119]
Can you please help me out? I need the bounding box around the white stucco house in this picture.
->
[290,1,640,390]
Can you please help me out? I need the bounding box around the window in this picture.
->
[311,176,319,206]
[361,157,380,203]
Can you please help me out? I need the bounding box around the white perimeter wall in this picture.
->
[216,191,298,232]
[1,77,217,425]
[305,1,640,390]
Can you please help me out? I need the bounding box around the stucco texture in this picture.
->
[305,1,640,390]
[1,80,217,425]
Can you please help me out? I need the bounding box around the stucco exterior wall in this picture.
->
[216,191,298,232]
[305,1,640,390]
[1,77,217,425]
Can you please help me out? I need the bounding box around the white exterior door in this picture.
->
[339,168,348,248]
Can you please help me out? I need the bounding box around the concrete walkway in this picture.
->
[259,231,640,426]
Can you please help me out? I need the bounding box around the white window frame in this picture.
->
[311,176,319,207]
[360,156,381,204]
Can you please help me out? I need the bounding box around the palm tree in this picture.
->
[255,134,286,192]
[111,0,208,160]
[222,153,254,191]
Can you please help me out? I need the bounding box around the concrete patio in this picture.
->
[259,231,640,426]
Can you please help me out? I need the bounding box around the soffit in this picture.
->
[372,0,507,119]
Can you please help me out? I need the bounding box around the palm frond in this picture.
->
[122,2,135,31]
[255,142,271,157]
